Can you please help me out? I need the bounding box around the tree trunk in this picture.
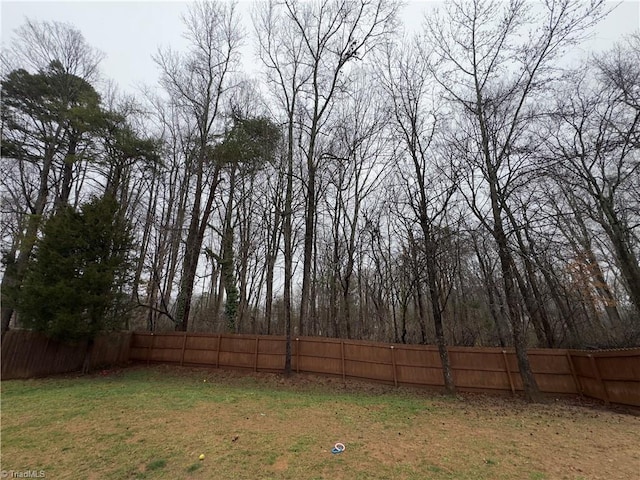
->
[299,161,316,336]
[491,212,542,402]
[474,61,542,399]
[174,162,221,331]
[81,338,95,374]
[221,171,238,332]
[264,177,283,335]
[283,113,295,375]
[0,249,18,336]
[425,240,456,394]
[56,135,78,209]
[1,143,57,336]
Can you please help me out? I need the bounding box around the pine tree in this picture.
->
[18,195,133,342]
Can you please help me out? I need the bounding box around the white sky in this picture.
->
[1,0,639,95]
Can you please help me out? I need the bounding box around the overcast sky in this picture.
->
[2,0,639,95]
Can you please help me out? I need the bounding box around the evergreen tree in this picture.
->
[18,195,133,342]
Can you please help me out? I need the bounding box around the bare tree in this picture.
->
[154,0,242,332]
[547,182,624,341]
[319,70,391,338]
[257,0,399,339]
[254,0,311,372]
[381,37,459,393]
[4,19,103,81]
[544,53,640,317]
[424,0,608,401]
[137,96,195,331]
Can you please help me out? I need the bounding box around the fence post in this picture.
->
[215,334,222,368]
[589,354,609,405]
[180,332,188,366]
[566,352,582,395]
[254,336,260,372]
[390,345,398,387]
[341,341,346,382]
[502,350,515,394]
[146,333,155,366]
[296,338,300,374]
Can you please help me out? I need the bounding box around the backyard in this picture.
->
[1,365,638,480]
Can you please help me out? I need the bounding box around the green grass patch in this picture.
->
[186,462,202,473]
[1,365,638,480]
[147,459,167,471]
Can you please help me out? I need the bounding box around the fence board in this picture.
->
[594,356,639,381]
[182,349,218,365]
[396,364,445,386]
[450,350,505,371]
[603,380,640,405]
[393,347,441,367]
[528,353,572,374]
[453,370,512,390]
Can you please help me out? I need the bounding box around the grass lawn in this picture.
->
[1,365,639,480]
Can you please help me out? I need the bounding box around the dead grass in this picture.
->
[1,364,639,479]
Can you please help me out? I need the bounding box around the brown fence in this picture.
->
[129,332,640,407]
[1,330,132,380]
[3,330,637,407]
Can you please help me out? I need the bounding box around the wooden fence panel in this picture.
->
[257,353,285,370]
[299,337,342,359]
[528,350,572,373]
[185,334,220,351]
[129,332,152,361]
[569,353,607,403]
[528,350,578,395]
[298,355,342,375]
[449,349,514,392]
[594,355,638,380]
[1,330,131,379]
[344,342,392,363]
[396,364,445,386]
[152,334,181,349]
[91,332,132,368]
[258,336,286,355]
[455,370,512,390]
[450,349,505,371]
[588,351,639,406]
[345,358,394,382]
[182,348,217,366]
[393,346,441,368]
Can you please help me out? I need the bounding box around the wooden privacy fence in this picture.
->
[1,330,132,380]
[129,332,640,407]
